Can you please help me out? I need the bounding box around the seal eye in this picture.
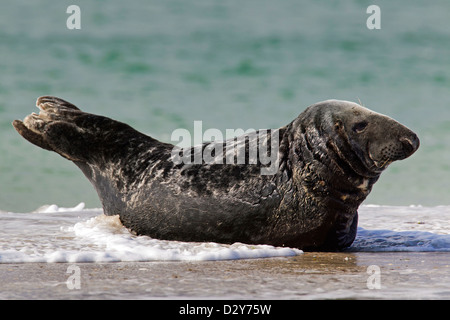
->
[352,121,368,133]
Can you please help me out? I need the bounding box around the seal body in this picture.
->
[13,97,419,251]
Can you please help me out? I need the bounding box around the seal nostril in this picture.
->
[400,138,413,153]
[400,135,420,155]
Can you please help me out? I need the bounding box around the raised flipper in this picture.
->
[13,96,157,164]
[13,96,87,161]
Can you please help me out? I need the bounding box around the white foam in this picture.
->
[35,202,86,213]
[1,203,450,263]
[0,204,301,263]
[69,214,302,262]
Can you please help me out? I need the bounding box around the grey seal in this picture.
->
[13,96,419,251]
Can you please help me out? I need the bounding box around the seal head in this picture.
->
[278,100,419,249]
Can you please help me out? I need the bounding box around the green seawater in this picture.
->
[1,0,450,212]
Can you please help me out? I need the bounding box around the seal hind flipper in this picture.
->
[12,97,81,152]
[14,95,172,170]
[13,96,89,162]
[13,96,159,164]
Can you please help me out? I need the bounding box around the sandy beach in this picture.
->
[1,252,449,300]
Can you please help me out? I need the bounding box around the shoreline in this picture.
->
[1,252,449,300]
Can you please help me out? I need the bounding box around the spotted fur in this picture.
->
[13,97,419,250]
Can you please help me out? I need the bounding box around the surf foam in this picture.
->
[0,204,301,263]
[1,203,450,263]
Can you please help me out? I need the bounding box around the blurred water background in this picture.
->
[1,0,450,212]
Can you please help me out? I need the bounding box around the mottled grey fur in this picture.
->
[13,97,419,250]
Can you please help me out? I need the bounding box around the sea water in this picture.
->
[1,1,450,262]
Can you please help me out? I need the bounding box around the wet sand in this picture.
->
[0,252,449,300]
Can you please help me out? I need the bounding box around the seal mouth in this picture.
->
[364,142,387,173]
[367,134,419,171]
[367,143,394,171]
[368,151,392,170]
